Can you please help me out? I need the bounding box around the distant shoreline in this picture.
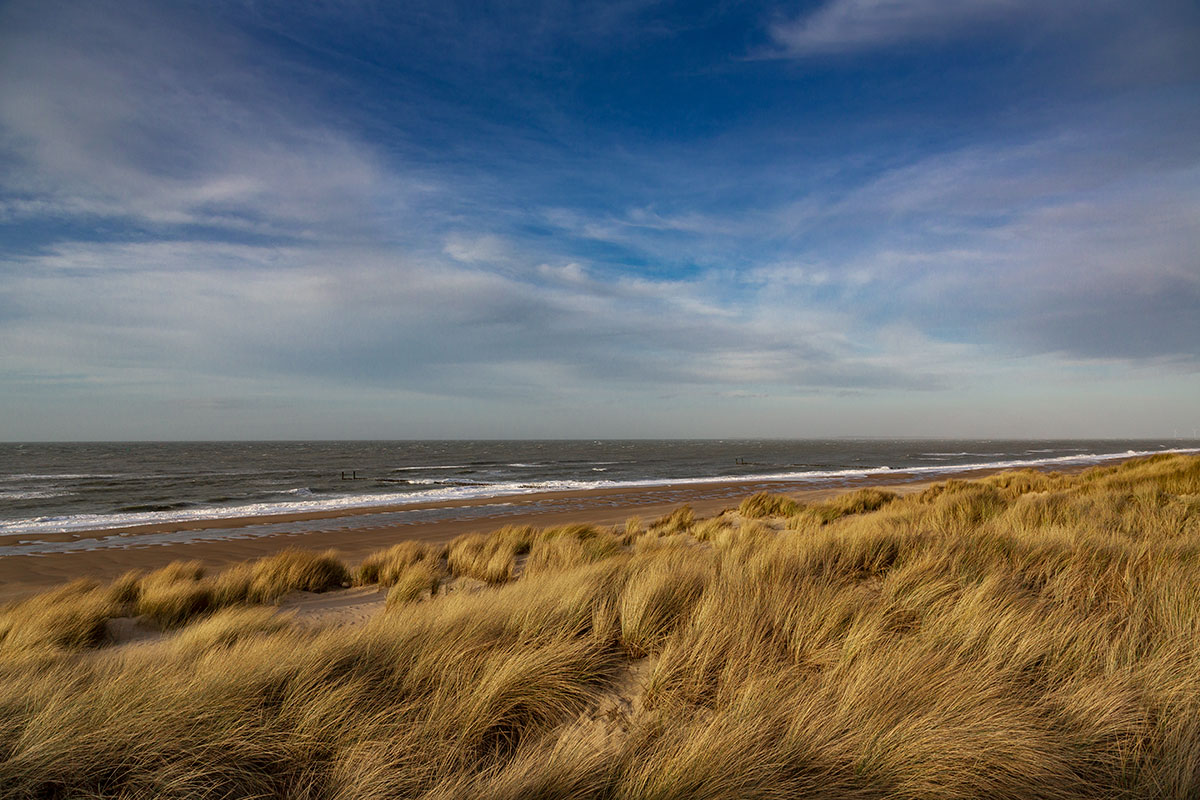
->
[7,446,1193,539]
[0,455,1144,602]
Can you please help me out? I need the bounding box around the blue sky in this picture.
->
[1,0,1198,440]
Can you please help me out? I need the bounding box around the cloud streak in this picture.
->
[0,0,407,244]
[770,0,1038,55]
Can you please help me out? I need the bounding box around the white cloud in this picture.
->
[535,261,590,286]
[1,230,959,412]
[0,0,401,239]
[794,137,1200,360]
[443,234,511,264]
[770,0,1051,55]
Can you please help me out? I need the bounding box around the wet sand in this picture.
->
[0,463,1086,602]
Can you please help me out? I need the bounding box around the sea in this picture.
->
[2,440,1197,541]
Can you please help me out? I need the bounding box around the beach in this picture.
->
[0,461,1102,601]
[5,452,1200,798]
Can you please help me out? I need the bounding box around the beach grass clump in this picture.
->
[448,532,520,584]
[739,491,801,518]
[169,606,292,656]
[0,579,120,652]
[104,570,143,605]
[542,522,601,541]
[385,560,444,606]
[1084,452,1200,495]
[225,546,348,604]
[3,550,348,651]
[135,561,215,628]
[444,525,544,585]
[926,482,1007,532]
[800,487,897,525]
[242,548,349,599]
[0,561,629,800]
[618,549,712,657]
[691,515,736,542]
[525,526,623,577]
[983,467,1066,499]
[493,524,538,555]
[648,504,695,535]
[137,550,350,628]
[1002,489,1080,531]
[4,454,1200,798]
[622,516,644,543]
[356,540,443,586]
[715,521,777,553]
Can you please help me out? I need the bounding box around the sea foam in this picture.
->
[1,447,1195,537]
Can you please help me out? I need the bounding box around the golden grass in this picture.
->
[739,490,802,517]
[3,453,1200,798]
[0,549,354,638]
[214,547,350,605]
[170,606,292,656]
[648,504,695,535]
[624,516,644,541]
[134,549,350,628]
[355,540,443,586]
[618,549,712,658]
[0,579,119,652]
[798,486,897,524]
[447,525,537,583]
[385,559,444,606]
[136,560,214,628]
[689,515,728,541]
[525,524,623,577]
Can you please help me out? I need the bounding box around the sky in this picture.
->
[1,0,1198,440]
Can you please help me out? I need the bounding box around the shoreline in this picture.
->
[10,447,1189,539]
[0,459,1111,602]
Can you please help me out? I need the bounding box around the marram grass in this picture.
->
[1,453,1199,798]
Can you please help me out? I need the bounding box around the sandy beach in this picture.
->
[0,463,1088,601]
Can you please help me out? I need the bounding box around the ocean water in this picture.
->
[2,439,1197,538]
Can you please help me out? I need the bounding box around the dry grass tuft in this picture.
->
[138,550,350,628]
[0,580,119,652]
[136,561,214,628]
[619,550,712,657]
[170,606,292,656]
[692,515,736,541]
[356,540,443,586]
[385,560,444,606]
[623,516,644,543]
[648,504,695,535]
[525,526,623,577]
[449,532,521,583]
[984,467,1066,498]
[0,550,353,651]
[739,491,801,518]
[800,487,897,524]
[243,548,349,598]
[105,570,143,604]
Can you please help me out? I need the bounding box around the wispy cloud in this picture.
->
[4,235,946,396]
[777,121,1200,361]
[0,0,407,243]
[766,0,1200,85]
[768,0,1043,56]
